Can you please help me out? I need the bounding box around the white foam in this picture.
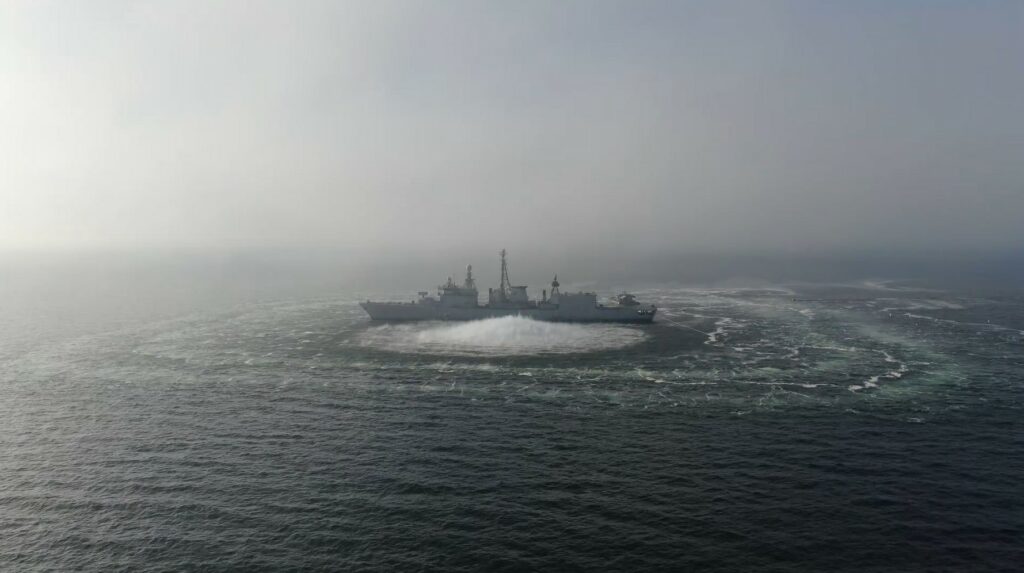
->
[358,316,647,356]
[850,350,910,392]
[704,317,736,344]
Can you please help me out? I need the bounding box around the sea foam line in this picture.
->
[848,350,910,392]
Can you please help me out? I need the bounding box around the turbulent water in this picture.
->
[1,281,1022,571]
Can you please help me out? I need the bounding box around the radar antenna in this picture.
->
[464,264,476,289]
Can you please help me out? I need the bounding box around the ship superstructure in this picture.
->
[360,250,656,323]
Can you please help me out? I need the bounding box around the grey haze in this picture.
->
[1,1,1022,258]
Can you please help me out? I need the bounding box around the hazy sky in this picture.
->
[2,1,1021,256]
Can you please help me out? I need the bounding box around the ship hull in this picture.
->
[360,302,655,323]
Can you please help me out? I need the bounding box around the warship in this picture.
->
[360,250,657,323]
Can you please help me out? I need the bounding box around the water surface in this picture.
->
[1,282,1021,570]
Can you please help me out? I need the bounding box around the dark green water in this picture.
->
[1,282,1021,571]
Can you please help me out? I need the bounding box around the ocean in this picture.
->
[1,278,1021,571]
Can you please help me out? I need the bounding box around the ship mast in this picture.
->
[499,249,512,301]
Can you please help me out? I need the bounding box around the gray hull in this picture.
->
[360,301,655,323]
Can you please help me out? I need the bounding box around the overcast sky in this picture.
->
[2,1,1021,256]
